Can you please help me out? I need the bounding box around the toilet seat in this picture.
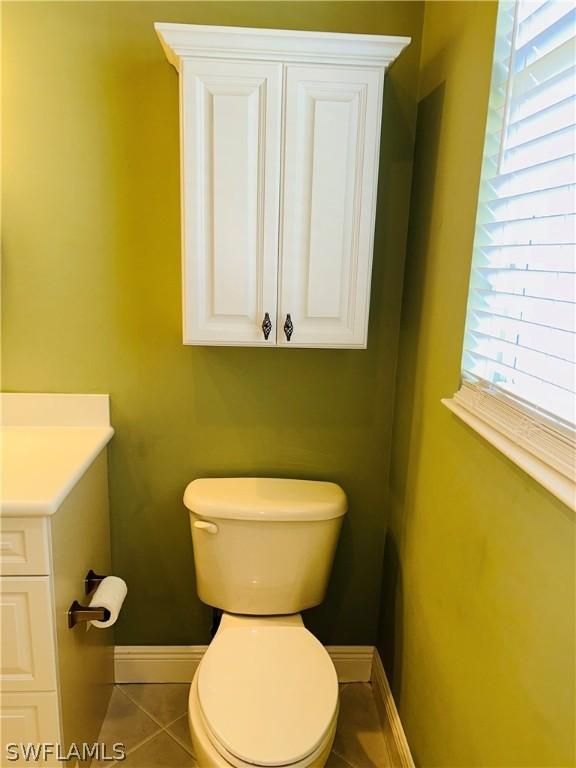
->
[196,693,339,768]
[197,624,338,767]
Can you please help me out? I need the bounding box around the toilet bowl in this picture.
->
[183,478,347,768]
[188,614,339,768]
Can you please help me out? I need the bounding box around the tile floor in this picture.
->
[95,682,391,767]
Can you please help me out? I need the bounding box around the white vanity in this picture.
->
[0,394,114,765]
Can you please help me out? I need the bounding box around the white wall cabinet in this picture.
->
[156,24,410,348]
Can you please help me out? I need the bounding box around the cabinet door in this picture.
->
[181,59,282,345]
[279,65,383,348]
[1,692,61,766]
[0,577,58,691]
[0,518,50,576]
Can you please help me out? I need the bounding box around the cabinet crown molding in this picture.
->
[155,23,411,70]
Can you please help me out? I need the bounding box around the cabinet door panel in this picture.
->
[0,577,57,691]
[1,692,60,766]
[0,518,50,576]
[279,65,383,347]
[181,59,282,345]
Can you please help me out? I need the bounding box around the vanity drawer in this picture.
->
[0,517,50,575]
[0,691,61,766]
[0,577,58,691]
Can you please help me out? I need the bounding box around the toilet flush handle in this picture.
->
[194,520,219,534]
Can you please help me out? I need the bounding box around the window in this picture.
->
[444,0,576,508]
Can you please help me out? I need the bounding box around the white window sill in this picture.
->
[442,383,575,512]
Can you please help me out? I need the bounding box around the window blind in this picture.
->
[463,0,576,427]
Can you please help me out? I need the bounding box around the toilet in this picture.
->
[183,477,347,768]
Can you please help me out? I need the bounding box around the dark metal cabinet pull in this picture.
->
[284,313,294,341]
[262,312,272,340]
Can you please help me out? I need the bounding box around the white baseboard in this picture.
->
[115,646,207,684]
[114,644,374,684]
[325,646,374,682]
[371,650,415,768]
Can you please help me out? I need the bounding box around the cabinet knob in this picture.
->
[262,312,272,340]
[284,314,294,341]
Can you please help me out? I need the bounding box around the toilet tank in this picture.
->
[184,478,347,615]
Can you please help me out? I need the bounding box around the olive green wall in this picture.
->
[2,2,423,644]
[379,2,576,766]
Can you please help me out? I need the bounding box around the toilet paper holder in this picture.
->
[67,570,109,628]
[68,600,110,628]
[85,568,106,595]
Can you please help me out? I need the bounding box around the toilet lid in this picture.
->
[198,625,338,766]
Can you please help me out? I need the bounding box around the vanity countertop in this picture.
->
[0,393,114,516]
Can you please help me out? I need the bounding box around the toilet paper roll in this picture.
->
[89,576,127,628]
